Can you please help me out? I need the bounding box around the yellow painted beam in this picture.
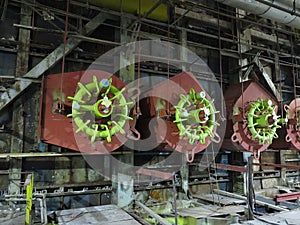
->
[82,0,169,22]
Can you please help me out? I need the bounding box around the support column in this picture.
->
[180,29,187,71]
[111,17,134,208]
[280,150,286,185]
[118,17,135,83]
[8,102,24,194]
[9,2,32,195]
[16,1,32,76]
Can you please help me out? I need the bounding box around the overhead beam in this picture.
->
[175,7,232,30]
[0,12,110,113]
[24,12,110,78]
[243,28,290,46]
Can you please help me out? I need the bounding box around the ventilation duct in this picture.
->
[216,0,300,29]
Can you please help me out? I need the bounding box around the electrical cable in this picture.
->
[236,10,245,118]
[136,0,141,117]
[217,3,225,120]
[59,0,70,111]
[291,33,298,127]
[276,24,284,119]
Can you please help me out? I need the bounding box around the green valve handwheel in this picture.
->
[67,76,133,143]
[247,98,281,145]
[174,88,220,145]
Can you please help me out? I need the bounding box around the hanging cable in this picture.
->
[167,4,170,115]
[205,1,223,195]
[276,24,284,119]
[217,3,225,120]
[236,10,245,118]
[211,142,221,206]
[291,33,298,124]
[59,0,70,111]
[136,0,142,116]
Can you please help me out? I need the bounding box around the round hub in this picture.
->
[247,98,280,146]
[174,88,220,146]
[67,76,133,143]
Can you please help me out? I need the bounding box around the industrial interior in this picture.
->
[1,0,300,224]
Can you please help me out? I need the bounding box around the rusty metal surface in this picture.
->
[253,163,300,170]
[274,191,300,202]
[259,209,300,225]
[176,205,245,219]
[138,71,214,156]
[285,98,300,150]
[193,193,246,205]
[56,204,141,225]
[41,70,130,153]
[223,81,278,155]
[136,168,173,180]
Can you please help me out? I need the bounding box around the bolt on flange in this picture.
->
[247,98,281,146]
[174,88,220,146]
[67,76,133,143]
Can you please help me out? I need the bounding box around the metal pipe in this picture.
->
[35,194,48,225]
[172,173,178,225]
[0,151,131,158]
[247,156,254,220]
[135,201,172,225]
[217,0,300,29]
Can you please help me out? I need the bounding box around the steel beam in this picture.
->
[136,168,173,180]
[16,2,32,76]
[274,192,300,202]
[0,12,110,113]
[253,163,300,170]
[175,7,232,30]
[24,12,109,79]
[243,28,290,46]
[213,189,289,212]
[198,163,247,173]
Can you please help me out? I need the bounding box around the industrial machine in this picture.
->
[285,98,300,150]
[223,81,281,159]
[40,70,139,153]
[41,70,221,161]
[136,71,221,162]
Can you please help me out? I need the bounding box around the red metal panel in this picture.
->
[136,168,173,180]
[286,98,300,150]
[41,70,130,153]
[274,192,300,202]
[223,81,278,156]
[137,71,215,156]
[198,163,247,172]
[253,163,300,170]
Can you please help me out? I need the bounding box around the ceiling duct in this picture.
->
[216,0,300,29]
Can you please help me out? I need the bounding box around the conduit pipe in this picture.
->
[276,0,300,9]
[216,0,300,29]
